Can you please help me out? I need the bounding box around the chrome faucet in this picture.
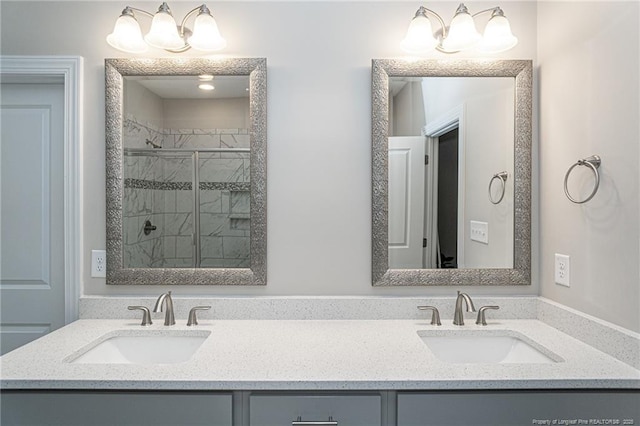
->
[153,291,175,326]
[453,291,476,326]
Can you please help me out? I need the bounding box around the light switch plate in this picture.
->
[470,221,489,244]
[554,253,570,287]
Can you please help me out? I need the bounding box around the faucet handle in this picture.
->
[476,306,500,326]
[128,306,153,326]
[187,306,211,326]
[417,306,441,326]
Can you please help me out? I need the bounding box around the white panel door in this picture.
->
[1,83,65,355]
[388,136,425,269]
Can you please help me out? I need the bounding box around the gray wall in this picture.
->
[4,2,636,332]
[0,1,539,299]
[537,1,640,332]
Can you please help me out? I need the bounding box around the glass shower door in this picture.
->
[123,147,250,269]
[122,150,196,268]
[157,152,196,268]
[198,149,250,268]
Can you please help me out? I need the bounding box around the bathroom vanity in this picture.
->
[1,297,639,425]
[4,57,638,426]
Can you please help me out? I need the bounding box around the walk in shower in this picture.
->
[124,147,250,268]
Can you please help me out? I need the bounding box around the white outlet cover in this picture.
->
[554,253,570,287]
[91,249,107,278]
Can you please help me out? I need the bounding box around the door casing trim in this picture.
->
[1,56,83,323]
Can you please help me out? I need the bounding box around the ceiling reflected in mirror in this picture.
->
[126,75,249,99]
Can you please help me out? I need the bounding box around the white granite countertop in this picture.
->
[1,319,638,390]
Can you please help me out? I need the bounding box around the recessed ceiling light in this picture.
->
[198,83,215,91]
[199,74,214,81]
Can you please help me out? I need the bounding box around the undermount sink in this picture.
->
[67,331,210,365]
[419,331,560,364]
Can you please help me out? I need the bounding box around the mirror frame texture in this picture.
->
[372,59,532,286]
[105,58,267,285]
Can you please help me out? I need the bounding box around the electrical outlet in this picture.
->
[91,250,107,278]
[554,253,570,287]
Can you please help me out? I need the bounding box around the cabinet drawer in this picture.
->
[250,393,381,426]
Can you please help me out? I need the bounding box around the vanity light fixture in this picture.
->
[106,2,226,53]
[400,3,518,54]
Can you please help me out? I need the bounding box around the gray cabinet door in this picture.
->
[397,391,640,426]
[1,391,233,426]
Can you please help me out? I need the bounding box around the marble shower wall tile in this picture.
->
[222,236,250,259]
[200,189,223,213]
[139,156,159,181]
[230,191,250,215]
[160,157,192,184]
[173,133,221,149]
[163,212,193,236]
[221,133,250,149]
[201,235,224,259]
[123,116,167,149]
[123,237,161,268]
[199,158,245,183]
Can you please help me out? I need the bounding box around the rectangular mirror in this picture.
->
[372,59,532,286]
[106,58,266,285]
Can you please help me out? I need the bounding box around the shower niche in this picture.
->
[122,75,251,269]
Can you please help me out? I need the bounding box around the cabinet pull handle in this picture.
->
[292,416,337,426]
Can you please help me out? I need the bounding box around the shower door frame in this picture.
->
[124,147,251,269]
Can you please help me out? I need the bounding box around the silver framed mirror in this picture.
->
[105,58,267,285]
[372,59,532,286]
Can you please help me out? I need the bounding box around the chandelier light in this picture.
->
[400,3,518,55]
[106,2,227,54]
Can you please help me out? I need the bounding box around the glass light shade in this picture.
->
[106,14,148,53]
[477,14,518,53]
[441,10,481,51]
[188,12,227,51]
[144,10,184,50]
[400,14,438,54]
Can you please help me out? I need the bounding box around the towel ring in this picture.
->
[564,155,601,204]
[488,171,508,204]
